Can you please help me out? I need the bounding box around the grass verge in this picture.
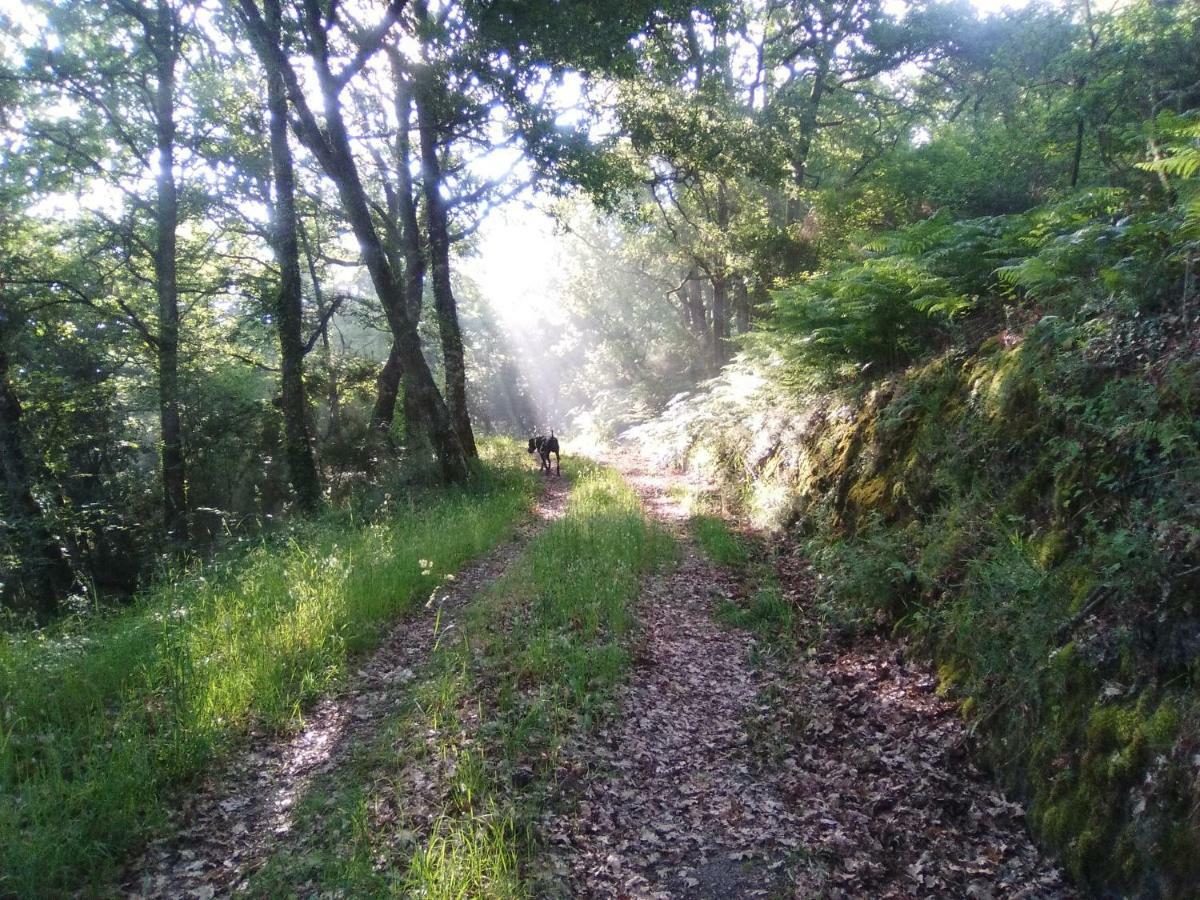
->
[247,458,675,897]
[0,441,538,896]
[689,511,797,650]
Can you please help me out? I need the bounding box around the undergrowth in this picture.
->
[636,181,1200,897]
[691,513,750,569]
[0,441,539,896]
[246,459,674,897]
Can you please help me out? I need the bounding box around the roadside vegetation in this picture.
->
[0,443,537,896]
[247,461,673,896]
[5,0,1200,894]
[626,160,1200,895]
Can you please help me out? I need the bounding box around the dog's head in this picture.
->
[527,436,539,454]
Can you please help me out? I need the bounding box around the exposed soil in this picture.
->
[119,473,570,900]
[539,449,1075,899]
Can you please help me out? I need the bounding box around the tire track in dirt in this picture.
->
[540,448,1075,898]
[121,473,570,899]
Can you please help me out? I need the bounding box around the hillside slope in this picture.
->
[624,193,1200,897]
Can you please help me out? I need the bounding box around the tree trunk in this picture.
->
[752,280,770,324]
[152,0,188,543]
[1070,2,1098,190]
[372,342,403,434]
[733,276,750,334]
[781,59,828,275]
[372,58,430,449]
[415,70,477,457]
[320,322,341,442]
[1069,117,1085,188]
[0,340,72,619]
[685,268,710,346]
[238,0,469,483]
[712,183,733,365]
[317,114,466,482]
[389,62,427,327]
[326,154,465,481]
[711,272,731,366]
[265,0,321,510]
[790,60,828,197]
[301,228,341,443]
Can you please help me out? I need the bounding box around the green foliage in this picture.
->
[768,183,1194,377]
[715,582,794,641]
[770,256,969,371]
[1141,112,1200,239]
[0,443,538,895]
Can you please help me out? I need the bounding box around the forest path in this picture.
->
[540,447,1076,899]
[121,472,571,900]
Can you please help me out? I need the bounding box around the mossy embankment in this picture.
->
[626,324,1200,896]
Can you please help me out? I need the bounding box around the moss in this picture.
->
[1063,567,1097,613]
[937,660,964,696]
[1028,692,1190,891]
[1086,703,1140,751]
[1034,528,1070,568]
[1144,700,1179,750]
[846,475,890,512]
[1048,640,1079,676]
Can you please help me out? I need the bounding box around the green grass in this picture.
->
[0,441,539,896]
[715,582,795,640]
[690,512,799,649]
[691,514,750,569]
[247,458,675,898]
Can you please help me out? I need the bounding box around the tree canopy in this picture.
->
[1,0,1197,621]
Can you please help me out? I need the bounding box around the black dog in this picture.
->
[527,433,560,476]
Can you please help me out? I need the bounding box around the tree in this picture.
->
[262,0,322,508]
[23,0,195,542]
[415,61,478,457]
[0,307,75,620]
[234,0,471,483]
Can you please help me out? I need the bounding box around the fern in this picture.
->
[1139,113,1200,238]
[769,178,1188,377]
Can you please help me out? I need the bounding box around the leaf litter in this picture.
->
[538,451,1075,898]
[118,451,1077,898]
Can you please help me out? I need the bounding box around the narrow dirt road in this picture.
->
[122,475,570,899]
[541,449,1075,899]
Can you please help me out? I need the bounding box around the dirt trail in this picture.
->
[541,449,1075,899]
[121,474,570,900]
